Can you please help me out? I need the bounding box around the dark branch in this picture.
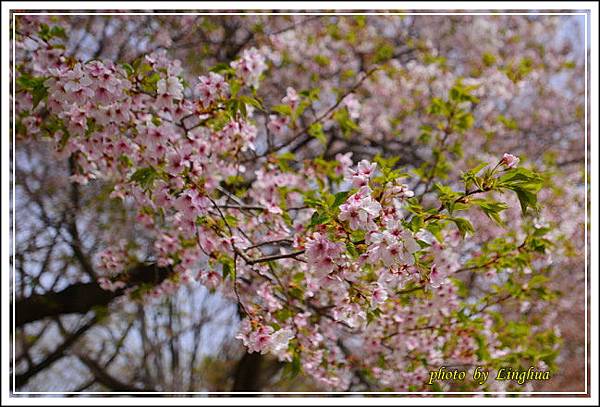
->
[14,263,172,327]
[15,316,98,388]
[77,354,155,392]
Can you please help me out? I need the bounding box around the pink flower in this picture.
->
[195,72,229,106]
[500,153,519,168]
[98,278,126,292]
[346,160,377,188]
[267,115,289,136]
[305,232,343,276]
[332,301,366,329]
[230,47,267,88]
[220,119,257,151]
[371,283,388,306]
[267,328,294,359]
[339,187,382,231]
[282,87,299,109]
[429,263,448,288]
[366,226,419,267]
[335,152,353,176]
[174,189,210,219]
[157,76,183,99]
[343,94,361,119]
[385,182,415,202]
[166,151,188,175]
[63,75,94,104]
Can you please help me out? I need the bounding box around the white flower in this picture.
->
[231,47,267,88]
[500,153,519,168]
[157,76,183,99]
[267,328,294,355]
[339,186,382,231]
[366,226,419,267]
[346,160,377,187]
[282,87,299,109]
[195,72,228,105]
[429,263,449,288]
[371,283,388,306]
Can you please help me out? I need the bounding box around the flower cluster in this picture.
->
[195,72,229,106]
[230,47,267,88]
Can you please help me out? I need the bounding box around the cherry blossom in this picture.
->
[500,153,520,168]
[339,186,382,231]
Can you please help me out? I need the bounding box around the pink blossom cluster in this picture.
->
[230,47,267,88]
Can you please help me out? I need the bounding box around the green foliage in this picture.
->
[313,54,331,67]
[332,191,350,208]
[140,71,161,93]
[17,74,48,109]
[448,80,480,105]
[374,41,395,63]
[38,23,67,41]
[130,166,159,190]
[271,104,292,116]
[308,122,327,145]
[239,95,264,112]
[482,52,497,67]
[498,167,544,214]
[308,211,331,229]
[209,62,236,76]
[473,199,509,226]
[333,107,359,137]
[497,114,519,130]
[503,57,535,83]
[217,254,235,281]
[449,217,475,238]
[433,183,462,215]
[121,62,135,76]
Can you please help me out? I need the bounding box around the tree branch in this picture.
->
[77,354,155,392]
[14,263,172,327]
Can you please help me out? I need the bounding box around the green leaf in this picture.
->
[314,54,331,67]
[449,217,475,238]
[121,63,134,76]
[218,255,235,281]
[130,167,158,189]
[449,80,480,104]
[498,168,543,214]
[474,200,509,226]
[331,191,350,209]
[345,241,359,258]
[289,353,302,378]
[299,87,320,102]
[497,114,519,130]
[374,42,394,63]
[333,108,359,137]
[482,52,497,67]
[39,24,67,41]
[433,183,461,214]
[32,85,48,109]
[239,95,264,111]
[209,63,235,75]
[308,122,327,145]
[271,104,292,116]
[17,75,48,109]
[308,211,330,228]
[49,26,67,40]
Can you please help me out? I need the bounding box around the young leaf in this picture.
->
[449,217,475,238]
